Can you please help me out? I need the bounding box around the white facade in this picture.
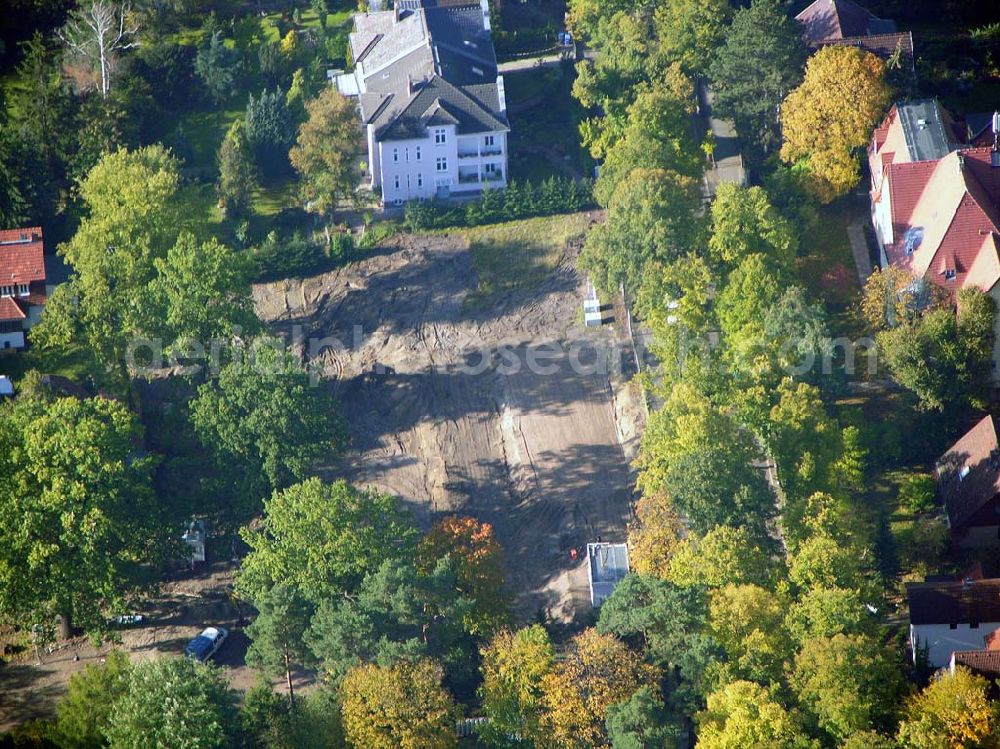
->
[911,621,1000,668]
[373,125,507,204]
[0,331,25,350]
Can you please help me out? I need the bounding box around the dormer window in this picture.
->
[0,285,12,297]
[944,268,957,281]
[17,284,28,296]
[903,227,924,255]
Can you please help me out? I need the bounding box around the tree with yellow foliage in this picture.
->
[696,680,814,749]
[779,46,891,202]
[478,625,555,747]
[339,659,457,749]
[628,490,684,578]
[896,667,994,749]
[536,629,659,749]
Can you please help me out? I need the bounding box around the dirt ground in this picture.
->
[256,220,644,620]
[0,216,643,729]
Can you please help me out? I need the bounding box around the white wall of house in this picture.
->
[872,185,893,249]
[911,621,1000,667]
[989,282,1000,383]
[0,331,25,350]
[377,125,508,204]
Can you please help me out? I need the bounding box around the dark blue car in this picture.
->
[184,626,228,661]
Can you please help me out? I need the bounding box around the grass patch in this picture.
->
[0,342,106,389]
[458,212,590,310]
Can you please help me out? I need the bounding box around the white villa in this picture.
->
[335,0,509,205]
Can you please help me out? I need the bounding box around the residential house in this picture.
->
[795,0,914,68]
[0,227,47,350]
[335,0,509,206]
[937,414,1000,548]
[868,99,1000,376]
[907,577,1000,668]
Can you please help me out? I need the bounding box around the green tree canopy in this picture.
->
[696,681,814,749]
[56,650,131,749]
[105,658,238,749]
[237,478,419,604]
[708,0,807,161]
[190,344,346,515]
[790,634,904,741]
[0,396,164,637]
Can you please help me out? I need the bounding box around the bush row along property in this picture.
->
[334,0,510,206]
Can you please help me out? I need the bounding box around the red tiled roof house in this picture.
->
[0,227,47,350]
[869,100,1000,375]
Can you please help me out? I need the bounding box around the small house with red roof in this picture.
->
[795,0,913,68]
[869,100,1000,375]
[0,227,47,350]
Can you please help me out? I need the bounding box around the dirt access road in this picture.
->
[256,215,644,621]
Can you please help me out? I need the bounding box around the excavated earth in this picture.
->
[255,228,645,620]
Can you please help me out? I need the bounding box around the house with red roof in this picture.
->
[869,100,1000,374]
[0,227,47,350]
[795,0,913,69]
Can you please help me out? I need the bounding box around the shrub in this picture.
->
[328,230,354,261]
[252,230,330,281]
[403,177,594,231]
[898,474,937,514]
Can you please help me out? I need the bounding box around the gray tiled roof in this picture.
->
[348,1,507,141]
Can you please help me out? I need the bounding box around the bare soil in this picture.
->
[256,221,643,620]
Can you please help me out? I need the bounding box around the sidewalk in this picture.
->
[846,222,873,283]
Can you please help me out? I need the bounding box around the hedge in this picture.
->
[403,176,594,231]
[251,229,354,282]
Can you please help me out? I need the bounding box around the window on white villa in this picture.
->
[393,148,399,163]
[484,135,495,147]
[434,128,447,145]
[436,157,448,172]
[0,285,12,297]
[394,175,401,190]
[17,284,28,296]
[484,163,497,173]
[417,174,423,187]
[415,146,422,161]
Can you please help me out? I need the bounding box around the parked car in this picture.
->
[184,626,228,662]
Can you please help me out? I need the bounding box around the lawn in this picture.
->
[458,212,590,310]
[0,342,108,391]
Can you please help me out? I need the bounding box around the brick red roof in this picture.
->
[883,150,1000,294]
[0,226,45,286]
[952,650,1000,678]
[0,296,26,322]
[937,415,1000,531]
[796,0,882,43]
[823,31,913,66]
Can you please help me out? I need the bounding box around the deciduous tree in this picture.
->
[790,634,904,741]
[237,478,418,604]
[217,120,258,219]
[667,526,775,589]
[56,650,131,749]
[0,396,163,638]
[708,584,792,687]
[537,629,659,749]
[190,345,346,512]
[289,87,358,225]
[696,681,814,749]
[58,0,139,98]
[897,667,994,749]
[416,516,509,635]
[478,625,555,747]
[105,658,238,749]
[780,46,891,202]
[652,0,729,75]
[340,659,457,749]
